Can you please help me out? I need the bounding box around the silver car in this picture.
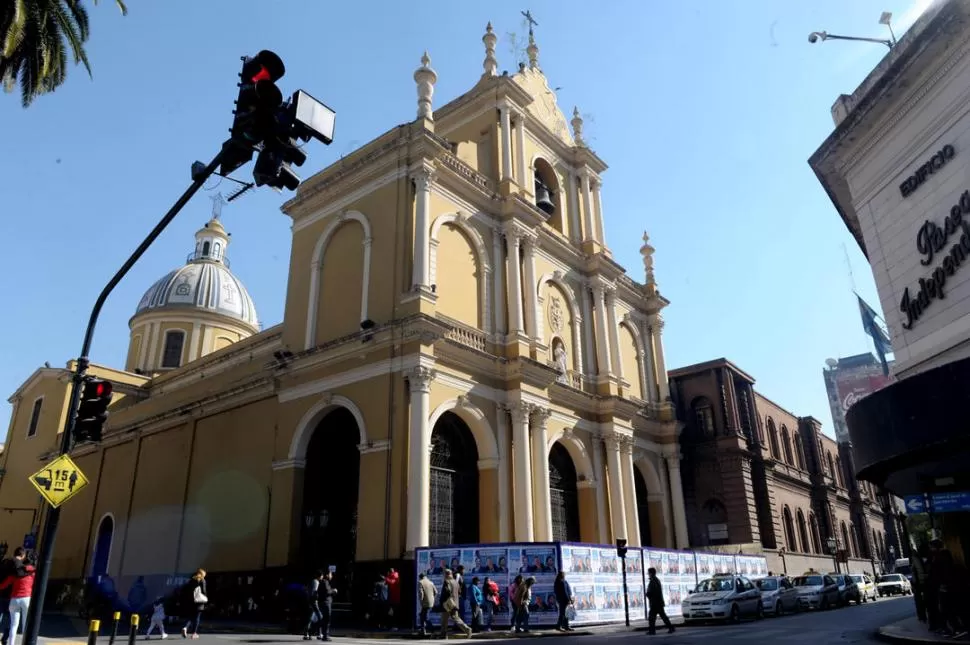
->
[755,576,800,616]
[791,573,840,610]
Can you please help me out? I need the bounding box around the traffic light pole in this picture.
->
[22,142,228,645]
[620,555,630,627]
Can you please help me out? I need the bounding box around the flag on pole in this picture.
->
[857,294,891,376]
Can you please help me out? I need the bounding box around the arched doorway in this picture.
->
[91,515,114,577]
[632,467,654,546]
[549,442,580,542]
[429,412,479,546]
[301,407,361,585]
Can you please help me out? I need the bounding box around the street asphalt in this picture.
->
[35,596,917,645]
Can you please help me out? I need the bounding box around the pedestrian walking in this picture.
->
[513,577,535,633]
[0,556,27,645]
[468,578,483,631]
[0,549,36,645]
[179,569,207,639]
[384,568,401,629]
[482,577,499,631]
[145,597,168,639]
[303,570,324,641]
[553,571,574,632]
[416,573,436,636]
[507,574,522,631]
[316,571,337,642]
[438,570,471,638]
[646,567,674,635]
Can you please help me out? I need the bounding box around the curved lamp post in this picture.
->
[809,11,897,49]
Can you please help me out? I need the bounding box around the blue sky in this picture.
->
[0,0,929,442]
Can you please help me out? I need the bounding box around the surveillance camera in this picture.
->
[808,33,819,43]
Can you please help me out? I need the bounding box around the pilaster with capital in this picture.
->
[589,437,610,543]
[495,403,512,541]
[509,401,535,541]
[591,283,614,378]
[566,171,582,244]
[579,170,595,242]
[499,102,513,182]
[503,225,525,336]
[603,433,628,541]
[491,231,507,336]
[530,406,553,541]
[605,288,622,383]
[618,437,642,546]
[522,236,539,340]
[647,314,670,401]
[513,111,528,191]
[405,366,436,551]
[663,447,690,549]
[411,166,436,291]
[591,177,606,243]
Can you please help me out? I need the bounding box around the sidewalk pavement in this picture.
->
[876,616,970,644]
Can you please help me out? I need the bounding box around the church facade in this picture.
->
[0,24,686,609]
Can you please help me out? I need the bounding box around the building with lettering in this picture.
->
[0,23,686,615]
[670,359,888,576]
[810,0,970,557]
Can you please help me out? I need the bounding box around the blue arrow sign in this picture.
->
[904,495,927,514]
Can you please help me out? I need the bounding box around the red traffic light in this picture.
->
[83,378,112,399]
[246,50,285,83]
[95,381,112,397]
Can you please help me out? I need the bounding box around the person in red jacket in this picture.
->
[0,548,36,645]
[384,568,400,627]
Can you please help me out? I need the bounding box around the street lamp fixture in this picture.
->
[809,11,897,49]
[826,537,839,573]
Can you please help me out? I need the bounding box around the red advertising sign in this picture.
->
[836,372,893,414]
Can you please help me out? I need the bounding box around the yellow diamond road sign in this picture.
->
[30,454,89,508]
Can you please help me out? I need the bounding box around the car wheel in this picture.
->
[774,600,783,617]
[856,593,863,606]
[729,604,741,624]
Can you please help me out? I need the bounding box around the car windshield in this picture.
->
[895,565,912,576]
[878,575,904,583]
[756,578,778,591]
[696,578,735,592]
[793,576,823,587]
[850,575,864,584]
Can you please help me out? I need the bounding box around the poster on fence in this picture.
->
[735,554,769,578]
[509,545,559,626]
[560,545,599,625]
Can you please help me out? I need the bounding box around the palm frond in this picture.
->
[2,0,27,58]
[61,0,89,44]
[92,0,128,17]
[50,0,90,76]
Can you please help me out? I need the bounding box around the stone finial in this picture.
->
[640,231,656,295]
[527,29,539,70]
[414,51,438,121]
[571,107,585,146]
[483,22,498,76]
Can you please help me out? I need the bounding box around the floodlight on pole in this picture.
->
[808,11,896,49]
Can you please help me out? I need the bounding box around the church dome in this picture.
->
[132,212,259,332]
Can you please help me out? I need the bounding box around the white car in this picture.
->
[755,576,800,616]
[848,573,877,603]
[791,573,840,610]
[682,574,764,624]
[876,573,912,597]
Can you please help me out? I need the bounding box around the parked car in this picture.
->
[791,572,840,610]
[755,576,800,616]
[848,573,876,603]
[876,573,912,597]
[682,573,764,624]
[827,573,862,606]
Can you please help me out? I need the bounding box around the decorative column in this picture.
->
[664,447,690,549]
[492,230,507,336]
[591,437,610,543]
[571,315,585,381]
[580,170,595,242]
[414,52,437,121]
[620,440,642,546]
[530,407,553,541]
[591,177,606,243]
[510,402,535,541]
[504,226,524,336]
[605,434,628,541]
[605,288,622,380]
[514,111,528,190]
[522,237,539,339]
[496,403,511,541]
[648,314,670,401]
[591,283,613,377]
[411,166,435,290]
[499,102,513,182]
[580,286,596,380]
[405,366,436,552]
[566,171,581,243]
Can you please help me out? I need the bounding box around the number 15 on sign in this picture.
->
[29,454,89,508]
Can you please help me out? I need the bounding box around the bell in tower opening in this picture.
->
[534,174,556,216]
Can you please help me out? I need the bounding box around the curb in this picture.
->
[873,627,948,645]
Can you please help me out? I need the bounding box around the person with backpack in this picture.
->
[468,578,483,632]
[303,571,324,641]
[507,575,522,632]
[438,570,471,638]
[513,577,535,634]
[482,577,499,632]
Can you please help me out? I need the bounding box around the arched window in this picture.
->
[835,457,845,488]
[533,158,563,233]
[429,412,480,546]
[702,498,729,545]
[781,426,794,465]
[692,397,715,437]
[796,509,810,553]
[161,330,185,368]
[793,432,805,470]
[840,521,851,556]
[782,507,797,552]
[827,452,837,481]
[849,524,859,557]
[549,442,581,542]
[91,515,114,577]
[809,513,822,554]
[767,418,780,459]
[202,241,211,256]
